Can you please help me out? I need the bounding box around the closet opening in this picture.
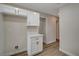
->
[39,17,46,48]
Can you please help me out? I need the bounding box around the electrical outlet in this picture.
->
[15,46,19,49]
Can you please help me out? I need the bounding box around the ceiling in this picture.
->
[7,3,68,16]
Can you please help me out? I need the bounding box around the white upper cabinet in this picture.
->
[16,8,28,17]
[2,5,16,15]
[0,4,40,26]
[1,4,28,17]
[27,11,40,26]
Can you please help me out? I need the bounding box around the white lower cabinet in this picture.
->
[27,34,43,56]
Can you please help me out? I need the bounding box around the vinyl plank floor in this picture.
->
[36,41,66,56]
[13,41,67,56]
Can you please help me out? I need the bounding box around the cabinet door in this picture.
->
[33,13,40,26]
[27,11,40,26]
[37,36,43,52]
[31,36,43,55]
[27,11,34,26]
[31,37,38,54]
[18,9,28,17]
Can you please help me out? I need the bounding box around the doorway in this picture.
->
[56,19,59,42]
[39,17,46,44]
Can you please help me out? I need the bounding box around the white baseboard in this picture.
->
[5,49,27,56]
[59,48,76,56]
[45,40,56,44]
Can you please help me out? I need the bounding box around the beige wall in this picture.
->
[39,16,57,44]
[40,13,58,44]
[46,16,57,44]
[4,15,27,55]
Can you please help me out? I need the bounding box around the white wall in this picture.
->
[0,14,4,55]
[45,16,57,44]
[59,4,79,56]
[4,15,27,55]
